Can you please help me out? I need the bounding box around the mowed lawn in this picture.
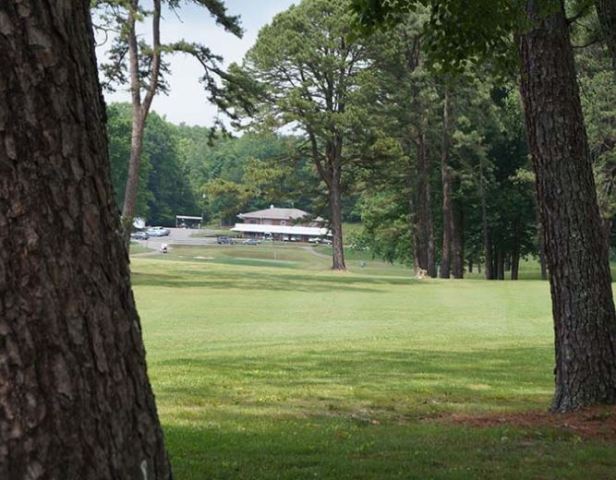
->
[131,244,616,479]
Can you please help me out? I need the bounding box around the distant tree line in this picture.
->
[108,4,614,275]
[107,104,329,226]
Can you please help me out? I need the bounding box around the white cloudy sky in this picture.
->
[96,1,296,126]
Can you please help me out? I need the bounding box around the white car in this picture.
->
[146,226,170,237]
[308,237,332,245]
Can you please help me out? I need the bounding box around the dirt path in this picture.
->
[440,405,616,441]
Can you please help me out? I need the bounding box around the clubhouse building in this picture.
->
[231,205,331,241]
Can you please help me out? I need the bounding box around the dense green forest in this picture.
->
[108,104,325,226]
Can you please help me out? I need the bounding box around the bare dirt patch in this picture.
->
[442,406,616,441]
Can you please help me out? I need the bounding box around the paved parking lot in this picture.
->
[135,228,217,249]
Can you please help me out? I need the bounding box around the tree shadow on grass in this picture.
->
[132,268,422,293]
[152,347,616,479]
[153,346,555,417]
[160,390,616,480]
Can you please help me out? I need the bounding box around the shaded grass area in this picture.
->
[131,251,616,479]
[164,420,615,480]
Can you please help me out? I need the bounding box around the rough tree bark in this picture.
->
[518,0,616,412]
[121,0,162,238]
[595,0,616,71]
[439,89,453,279]
[0,1,171,478]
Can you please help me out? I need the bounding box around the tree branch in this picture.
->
[127,0,142,110]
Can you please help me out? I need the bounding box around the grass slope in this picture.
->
[131,246,616,479]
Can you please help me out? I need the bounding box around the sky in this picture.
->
[96,1,296,127]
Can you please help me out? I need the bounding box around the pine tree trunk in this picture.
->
[518,0,616,412]
[595,0,616,71]
[0,2,172,478]
[511,220,521,281]
[484,231,493,279]
[451,202,464,278]
[439,89,453,279]
[328,141,346,271]
[511,253,520,281]
[329,178,346,270]
[121,0,161,241]
[491,243,499,280]
[121,1,144,238]
[414,130,437,277]
[408,43,436,278]
[122,113,146,235]
[311,134,346,271]
[496,250,505,280]
[479,157,492,280]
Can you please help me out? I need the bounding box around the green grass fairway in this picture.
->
[132,245,616,479]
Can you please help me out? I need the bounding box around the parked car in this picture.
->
[146,226,170,237]
[217,236,234,245]
[308,237,332,245]
[130,231,149,240]
[243,238,260,245]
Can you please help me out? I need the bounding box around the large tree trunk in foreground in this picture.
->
[414,130,437,277]
[518,0,616,412]
[0,1,171,478]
